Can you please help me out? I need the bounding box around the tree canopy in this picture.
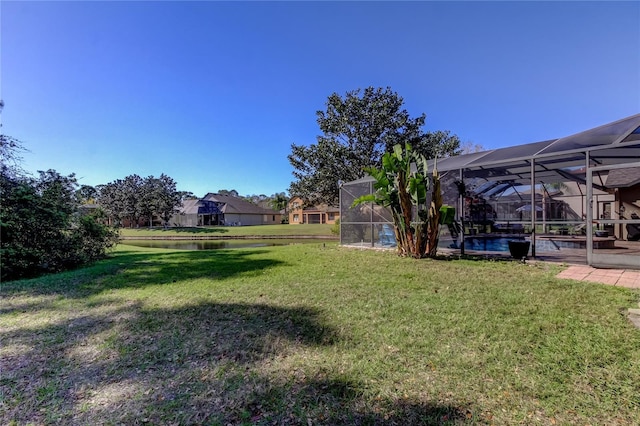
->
[217,189,240,197]
[97,174,183,227]
[0,134,26,179]
[288,87,461,206]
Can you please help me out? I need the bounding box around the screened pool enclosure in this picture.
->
[340,114,640,269]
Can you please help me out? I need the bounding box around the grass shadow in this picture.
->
[240,378,473,425]
[1,299,347,424]
[0,248,286,299]
[2,295,473,424]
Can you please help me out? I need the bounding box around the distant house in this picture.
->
[171,193,282,227]
[172,198,224,227]
[288,196,340,225]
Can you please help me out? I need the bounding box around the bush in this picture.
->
[330,218,340,236]
[69,211,119,265]
[1,167,119,281]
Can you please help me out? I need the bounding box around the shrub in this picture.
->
[330,218,340,236]
[1,165,118,281]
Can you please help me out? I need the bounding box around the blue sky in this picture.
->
[2,1,639,197]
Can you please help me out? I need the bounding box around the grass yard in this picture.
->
[118,224,335,238]
[2,243,639,425]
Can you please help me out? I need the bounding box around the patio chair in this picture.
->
[569,223,587,236]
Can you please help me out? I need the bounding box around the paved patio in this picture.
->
[556,265,640,288]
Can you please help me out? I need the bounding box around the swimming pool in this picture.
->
[462,236,527,252]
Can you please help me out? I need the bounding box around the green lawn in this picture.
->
[119,223,335,238]
[2,243,639,425]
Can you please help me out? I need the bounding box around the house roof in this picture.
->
[180,199,201,215]
[179,199,223,215]
[203,193,280,215]
[605,167,640,188]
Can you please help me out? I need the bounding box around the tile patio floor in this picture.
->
[556,265,640,288]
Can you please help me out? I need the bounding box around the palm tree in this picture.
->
[270,192,289,223]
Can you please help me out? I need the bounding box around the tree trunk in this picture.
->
[425,169,442,257]
[397,174,416,256]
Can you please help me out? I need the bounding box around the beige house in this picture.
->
[288,196,340,225]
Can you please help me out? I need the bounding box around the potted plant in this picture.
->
[508,240,530,259]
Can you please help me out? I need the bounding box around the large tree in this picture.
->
[149,174,183,226]
[96,175,143,227]
[97,174,183,228]
[288,86,461,206]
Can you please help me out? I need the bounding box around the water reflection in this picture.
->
[121,239,329,250]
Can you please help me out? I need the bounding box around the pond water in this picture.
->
[120,239,332,250]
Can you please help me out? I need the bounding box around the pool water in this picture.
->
[463,236,526,252]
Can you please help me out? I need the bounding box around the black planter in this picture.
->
[508,240,530,259]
